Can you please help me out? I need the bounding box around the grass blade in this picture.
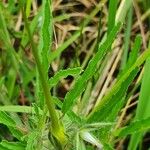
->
[62,23,121,114]
[0,111,16,127]
[0,4,19,72]
[114,117,150,137]
[0,106,34,114]
[0,141,25,150]
[108,0,118,34]
[126,36,142,68]
[87,48,150,122]
[103,69,138,122]
[121,6,133,69]
[129,57,150,149]
[116,0,132,23]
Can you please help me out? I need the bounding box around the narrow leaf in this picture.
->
[38,0,53,73]
[0,111,16,127]
[0,106,34,114]
[62,23,121,114]
[49,67,82,87]
[114,117,150,137]
[108,0,118,34]
[26,131,39,150]
[87,49,150,122]
[129,57,150,149]
[0,141,25,150]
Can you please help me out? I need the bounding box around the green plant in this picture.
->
[0,0,150,150]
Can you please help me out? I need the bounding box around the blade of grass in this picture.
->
[0,106,35,114]
[0,4,19,72]
[116,0,133,23]
[105,69,138,122]
[114,116,150,137]
[0,141,25,150]
[113,36,142,129]
[26,0,32,18]
[89,36,142,143]
[126,36,142,69]
[62,23,121,114]
[129,56,150,149]
[121,6,133,70]
[119,35,142,78]
[87,48,150,122]
[0,111,16,127]
[107,0,118,34]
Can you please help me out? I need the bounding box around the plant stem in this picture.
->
[22,8,67,145]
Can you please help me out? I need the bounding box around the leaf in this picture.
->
[101,69,138,122]
[0,106,34,114]
[121,6,133,69]
[88,69,138,143]
[116,0,132,23]
[129,57,150,149]
[107,0,118,34]
[119,35,142,78]
[9,127,24,141]
[5,69,17,99]
[126,35,142,69]
[67,111,84,126]
[26,131,39,150]
[80,131,103,149]
[0,111,16,127]
[62,23,121,114]
[114,117,150,137]
[0,4,19,71]
[38,0,53,73]
[49,67,82,87]
[26,0,32,18]
[105,36,142,121]
[0,141,25,150]
[0,144,9,150]
[76,133,86,150]
[36,0,53,109]
[87,49,150,122]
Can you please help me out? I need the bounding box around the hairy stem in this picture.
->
[22,7,67,146]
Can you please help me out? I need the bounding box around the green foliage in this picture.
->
[121,6,133,69]
[62,23,121,114]
[108,0,118,34]
[114,117,150,137]
[0,141,25,150]
[26,131,39,150]
[129,56,150,149]
[0,0,150,149]
[49,67,82,88]
[0,111,16,127]
[87,48,150,123]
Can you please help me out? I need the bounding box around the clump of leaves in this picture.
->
[0,0,150,150]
